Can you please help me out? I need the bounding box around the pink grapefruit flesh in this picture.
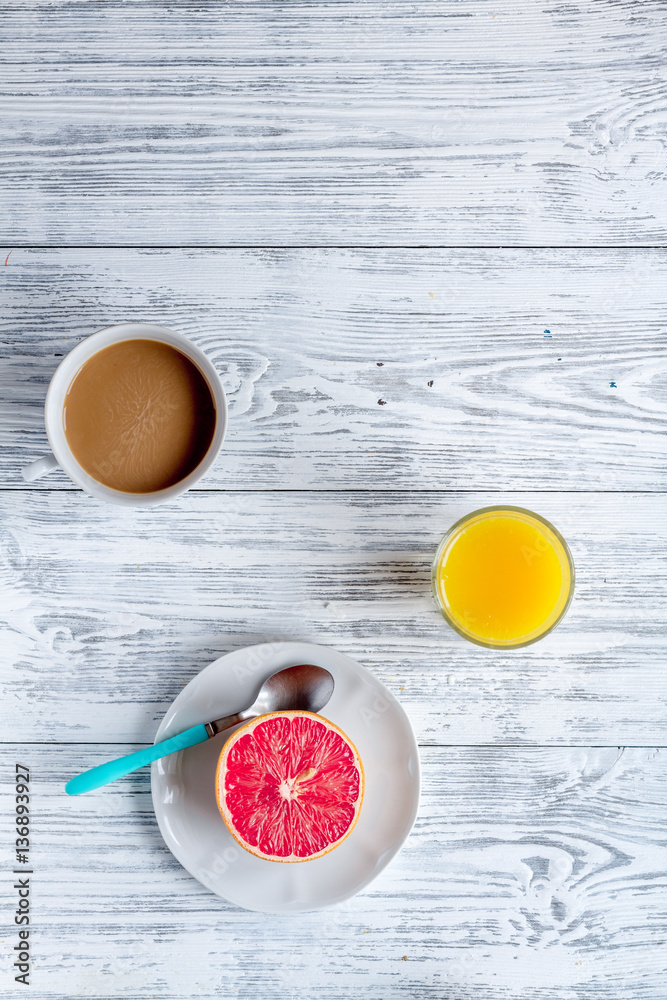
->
[215,710,364,862]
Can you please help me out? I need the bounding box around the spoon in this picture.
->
[65,663,335,796]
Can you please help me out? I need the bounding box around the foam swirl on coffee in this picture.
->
[63,339,216,493]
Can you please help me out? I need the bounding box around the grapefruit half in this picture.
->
[215,710,364,862]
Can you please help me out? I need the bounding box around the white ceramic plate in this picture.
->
[151,641,421,912]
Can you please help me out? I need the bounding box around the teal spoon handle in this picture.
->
[65,723,209,795]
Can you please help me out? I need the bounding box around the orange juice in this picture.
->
[432,507,574,648]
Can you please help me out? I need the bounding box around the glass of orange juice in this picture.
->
[432,506,574,648]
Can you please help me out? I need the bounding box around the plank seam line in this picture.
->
[4,245,667,252]
[2,742,665,749]
[1,488,665,496]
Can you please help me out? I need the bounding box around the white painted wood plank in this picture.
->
[1,745,664,999]
[3,1,667,246]
[2,490,665,745]
[2,248,666,491]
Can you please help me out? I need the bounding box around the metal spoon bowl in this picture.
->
[206,663,335,736]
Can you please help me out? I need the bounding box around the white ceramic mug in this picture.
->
[22,323,227,506]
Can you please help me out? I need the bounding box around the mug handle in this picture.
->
[22,453,59,482]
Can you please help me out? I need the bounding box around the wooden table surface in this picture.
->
[2,3,666,999]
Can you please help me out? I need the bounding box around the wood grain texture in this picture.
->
[3,0,667,246]
[2,490,666,745]
[1,745,665,999]
[2,248,667,491]
[3,0,667,991]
